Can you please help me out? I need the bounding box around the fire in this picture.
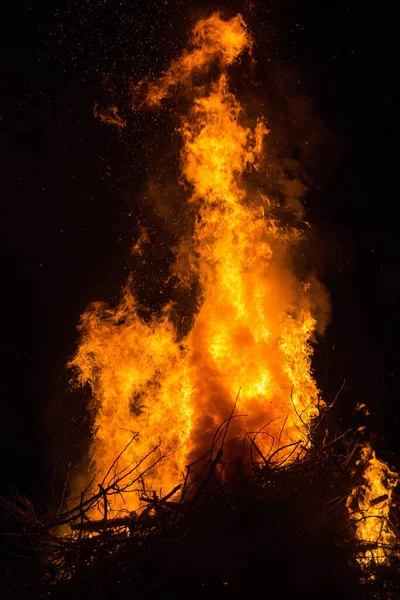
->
[70,11,319,505]
[135,13,250,108]
[68,12,397,563]
[347,444,399,565]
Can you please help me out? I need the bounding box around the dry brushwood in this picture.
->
[1,402,400,599]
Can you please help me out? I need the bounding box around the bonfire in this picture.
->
[2,13,399,600]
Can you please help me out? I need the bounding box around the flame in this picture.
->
[70,12,321,508]
[93,103,126,129]
[134,13,251,108]
[69,12,398,563]
[347,444,399,565]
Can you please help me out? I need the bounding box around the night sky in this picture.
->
[1,0,399,507]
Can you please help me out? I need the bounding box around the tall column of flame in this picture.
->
[68,13,398,564]
[70,13,320,504]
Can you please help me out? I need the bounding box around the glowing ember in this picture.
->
[68,13,398,563]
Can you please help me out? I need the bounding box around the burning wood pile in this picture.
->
[2,12,399,599]
[1,407,399,598]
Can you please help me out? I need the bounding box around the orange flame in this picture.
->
[93,103,126,129]
[133,13,251,108]
[347,444,399,565]
[70,12,322,509]
[69,13,398,563]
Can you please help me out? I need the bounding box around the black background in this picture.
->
[1,0,399,507]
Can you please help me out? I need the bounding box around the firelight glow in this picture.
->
[68,13,397,564]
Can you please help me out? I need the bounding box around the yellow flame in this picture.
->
[347,444,399,565]
[70,12,322,513]
[69,13,398,564]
